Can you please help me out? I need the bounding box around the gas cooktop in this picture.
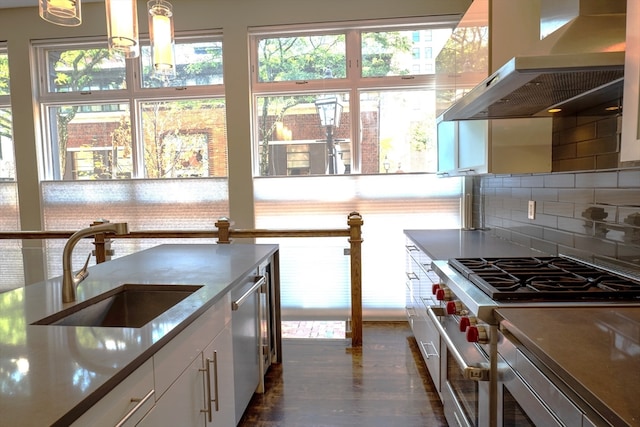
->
[448,256,640,302]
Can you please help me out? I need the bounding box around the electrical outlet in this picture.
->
[528,200,536,220]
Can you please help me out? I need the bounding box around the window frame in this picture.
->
[249,17,458,177]
[33,31,226,181]
[0,44,13,178]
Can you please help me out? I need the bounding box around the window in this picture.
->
[250,20,462,321]
[0,49,14,181]
[0,46,22,291]
[35,35,227,181]
[33,34,230,279]
[425,46,432,59]
[251,24,453,178]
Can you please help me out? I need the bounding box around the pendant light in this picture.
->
[105,0,140,58]
[147,0,176,76]
[39,0,81,26]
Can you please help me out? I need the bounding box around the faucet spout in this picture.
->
[62,222,129,303]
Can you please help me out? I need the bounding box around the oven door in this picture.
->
[497,332,585,427]
[427,308,491,427]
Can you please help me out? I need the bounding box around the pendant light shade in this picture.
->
[105,0,140,58]
[39,0,81,26]
[148,0,176,76]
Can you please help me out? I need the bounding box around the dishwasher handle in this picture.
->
[232,275,266,311]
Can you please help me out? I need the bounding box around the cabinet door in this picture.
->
[458,120,488,172]
[71,359,154,427]
[137,354,206,427]
[436,119,457,173]
[203,324,235,427]
[412,309,441,394]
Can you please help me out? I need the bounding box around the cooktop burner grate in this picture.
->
[448,256,640,301]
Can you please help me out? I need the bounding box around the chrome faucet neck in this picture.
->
[62,222,129,303]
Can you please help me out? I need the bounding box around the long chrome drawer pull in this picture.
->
[212,351,220,412]
[419,341,438,358]
[115,389,155,427]
[232,275,266,310]
[426,307,490,381]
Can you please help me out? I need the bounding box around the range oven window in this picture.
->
[502,385,535,426]
[447,351,479,424]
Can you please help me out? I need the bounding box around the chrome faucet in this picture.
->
[62,222,129,303]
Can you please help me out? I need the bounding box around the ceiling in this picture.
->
[1,0,102,8]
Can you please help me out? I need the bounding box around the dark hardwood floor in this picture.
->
[239,321,447,427]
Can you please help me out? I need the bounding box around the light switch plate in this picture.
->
[528,200,536,220]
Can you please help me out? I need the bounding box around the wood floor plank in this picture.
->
[239,321,447,426]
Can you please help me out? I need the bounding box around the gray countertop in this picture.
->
[406,229,639,426]
[404,229,548,260]
[496,307,640,427]
[0,243,278,427]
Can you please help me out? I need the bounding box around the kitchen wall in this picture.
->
[473,113,640,267]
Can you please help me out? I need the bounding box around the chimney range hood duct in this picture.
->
[440,0,626,121]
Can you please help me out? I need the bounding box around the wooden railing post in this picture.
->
[215,217,232,244]
[347,211,364,347]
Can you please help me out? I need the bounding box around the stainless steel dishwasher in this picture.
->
[231,274,267,424]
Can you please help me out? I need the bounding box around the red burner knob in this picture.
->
[446,301,461,315]
[432,284,440,295]
[435,288,445,300]
[459,317,470,332]
[466,326,479,342]
[466,325,488,343]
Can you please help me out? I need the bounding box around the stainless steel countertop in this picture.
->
[404,229,548,260]
[496,307,640,427]
[0,243,278,427]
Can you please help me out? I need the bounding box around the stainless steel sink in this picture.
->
[33,284,203,328]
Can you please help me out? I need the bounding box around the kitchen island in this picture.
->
[0,243,280,427]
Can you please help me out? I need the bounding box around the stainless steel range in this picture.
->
[428,255,640,427]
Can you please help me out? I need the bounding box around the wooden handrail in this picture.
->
[0,212,364,347]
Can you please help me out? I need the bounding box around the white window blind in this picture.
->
[41,178,229,278]
[0,183,22,292]
[254,173,462,320]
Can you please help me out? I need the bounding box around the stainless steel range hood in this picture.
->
[440,0,626,121]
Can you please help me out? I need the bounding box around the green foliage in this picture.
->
[361,31,412,76]
[0,55,10,141]
[255,31,413,174]
[435,26,489,74]
[258,35,347,82]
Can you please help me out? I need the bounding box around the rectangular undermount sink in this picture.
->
[32,284,203,328]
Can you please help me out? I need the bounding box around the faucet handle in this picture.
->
[73,252,92,285]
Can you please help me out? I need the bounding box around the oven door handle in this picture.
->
[427,307,490,381]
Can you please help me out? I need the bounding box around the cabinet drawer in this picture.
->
[413,308,441,392]
[154,293,231,399]
[71,358,154,427]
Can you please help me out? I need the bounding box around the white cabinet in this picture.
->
[621,0,640,162]
[203,325,235,427]
[138,323,234,427]
[405,239,442,396]
[138,293,234,427]
[436,0,552,176]
[70,358,155,427]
